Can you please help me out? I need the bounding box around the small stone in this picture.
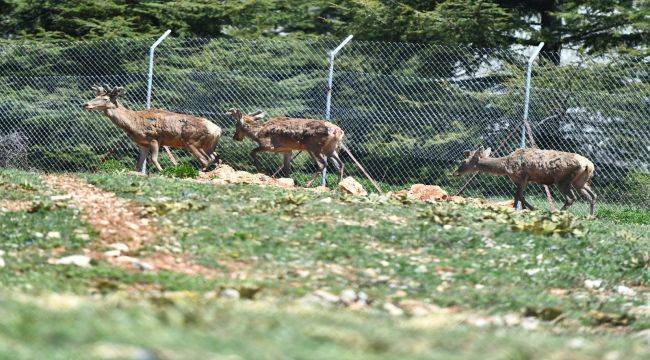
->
[338,177,367,196]
[49,255,92,268]
[319,197,333,204]
[109,243,129,252]
[524,268,541,276]
[584,279,603,289]
[383,302,404,316]
[615,285,636,296]
[220,288,240,299]
[340,289,357,305]
[103,250,121,257]
[414,265,428,274]
[313,290,340,303]
[115,256,153,271]
[50,194,72,201]
[0,257,5,268]
[75,233,90,241]
[46,231,61,240]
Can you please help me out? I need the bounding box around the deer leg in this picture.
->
[558,182,577,212]
[250,147,263,172]
[330,151,345,182]
[149,141,163,172]
[282,152,292,177]
[187,144,210,170]
[204,138,221,169]
[579,185,597,216]
[514,181,536,210]
[136,146,149,173]
[305,151,325,187]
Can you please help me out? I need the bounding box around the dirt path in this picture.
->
[42,173,217,277]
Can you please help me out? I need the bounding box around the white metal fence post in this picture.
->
[519,42,545,149]
[325,35,353,120]
[141,29,171,174]
[517,42,545,210]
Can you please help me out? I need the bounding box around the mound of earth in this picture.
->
[198,164,295,188]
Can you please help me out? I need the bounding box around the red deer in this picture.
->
[83,85,222,172]
[454,146,597,215]
[225,108,345,187]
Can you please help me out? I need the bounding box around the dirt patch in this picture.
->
[0,200,34,212]
[42,174,218,277]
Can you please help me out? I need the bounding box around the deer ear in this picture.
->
[252,111,266,120]
[463,150,471,157]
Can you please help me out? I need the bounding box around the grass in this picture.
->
[0,168,648,359]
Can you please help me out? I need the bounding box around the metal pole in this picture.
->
[325,35,353,120]
[519,42,544,149]
[141,29,171,174]
[146,29,171,109]
[517,42,544,209]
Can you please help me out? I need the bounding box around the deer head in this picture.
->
[83,84,124,110]
[453,146,492,176]
[225,108,266,141]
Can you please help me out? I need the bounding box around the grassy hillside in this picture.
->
[0,168,648,359]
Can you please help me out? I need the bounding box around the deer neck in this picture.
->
[476,157,509,176]
[104,102,143,134]
[240,120,263,140]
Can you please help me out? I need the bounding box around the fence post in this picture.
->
[519,42,544,149]
[516,42,545,210]
[141,29,172,174]
[325,35,353,120]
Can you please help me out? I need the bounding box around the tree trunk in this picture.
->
[539,0,562,65]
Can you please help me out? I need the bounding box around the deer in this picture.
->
[454,146,597,215]
[83,85,222,172]
[225,108,345,187]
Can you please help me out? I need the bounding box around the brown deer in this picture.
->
[225,108,345,187]
[454,146,597,215]
[83,85,222,172]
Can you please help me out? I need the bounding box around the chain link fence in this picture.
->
[0,37,648,210]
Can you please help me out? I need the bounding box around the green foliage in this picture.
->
[161,163,200,179]
[0,1,646,56]
[98,159,128,173]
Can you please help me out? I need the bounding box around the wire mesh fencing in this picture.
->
[0,37,648,211]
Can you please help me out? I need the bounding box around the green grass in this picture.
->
[0,168,648,359]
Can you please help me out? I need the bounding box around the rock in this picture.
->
[46,231,61,240]
[407,184,448,202]
[220,288,240,299]
[108,243,129,252]
[584,279,603,289]
[340,289,357,305]
[103,250,121,257]
[49,255,92,268]
[338,177,367,196]
[276,178,295,188]
[615,285,636,296]
[414,265,428,274]
[50,194,72,201]
[115,256,153,271]
[0,257,4,268]
[383,302,404,316]
[313,289,340,303]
